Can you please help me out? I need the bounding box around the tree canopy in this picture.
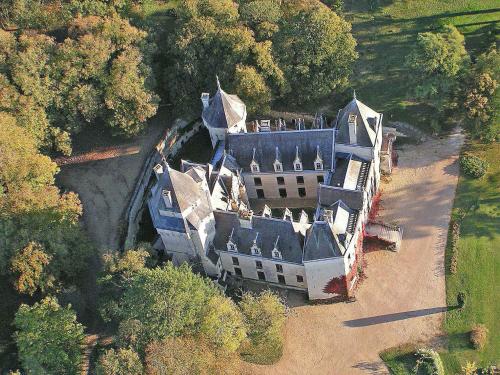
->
[96,348,143,375]
[14,296,85,374]
[163,0,356,113]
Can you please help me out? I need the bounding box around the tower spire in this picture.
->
[353,89,356,100]
[216,75,221,90]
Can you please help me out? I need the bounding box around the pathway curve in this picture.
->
[243,129,464,375]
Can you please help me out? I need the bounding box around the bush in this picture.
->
[457,291,467,309]
[449,221,461,274]
[460,154,488,178]
[470,324,488,349]
[414,348,445,375]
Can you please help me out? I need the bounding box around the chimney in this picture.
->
[162,189,173,208]
[348,113,357,144]
[153,163,164,180]
[201,93,210,109]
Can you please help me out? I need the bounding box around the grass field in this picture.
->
[342,0,499,131]
[440,141,500,373]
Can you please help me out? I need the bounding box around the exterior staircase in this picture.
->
[365,221,403,251]
[356,161,370,190]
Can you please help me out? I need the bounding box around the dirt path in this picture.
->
[56,120,166,251]
[243,129,464,375]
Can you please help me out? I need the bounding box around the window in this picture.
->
[257,271,266,280]
[251,164,259,173]
[296,176,304,184]
[254,177,262,186]
[278,274,286,284]
[234,267,242,277]
[277,177,285,185]
[298,188,306,197]
[256,189,265,199]
[296,275,304,283]
[274,163,282,172]
[294,163,302,171]
[317,175,324,184]
[276,264,283,273]
[315,162,323,170]
[256,260,263,269]
[279,188,287,198]
[232,257,239,266]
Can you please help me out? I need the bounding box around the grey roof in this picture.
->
[336,98,381,147]
[202,86,246,129]
[213,211,304,264]
[303,221,345,261]
[318,185,364,210]
[226,129,335,173]
[330,153,371,191]
[148,164,212,232]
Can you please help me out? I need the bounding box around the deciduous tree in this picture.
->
[14,296,85,374]
[96,348,143,375]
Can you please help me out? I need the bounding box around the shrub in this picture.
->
[414,348,445,375]
[460,154,488,178]
[449,221,461,274]
[470,324,488,349]
[457,291,467,309]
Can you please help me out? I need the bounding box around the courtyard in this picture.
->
[242,129,464,374]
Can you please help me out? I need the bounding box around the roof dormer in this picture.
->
[273,147,282,172]
[250,233,261,256]
[283,208,293,221]
[272,236,282,259]
[227,228,237,252]
[262,204,272,218]
[250,148,260,173]
[314,145,323,171]
[294,146,302,171]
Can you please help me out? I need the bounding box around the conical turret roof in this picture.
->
[202,81,246,129]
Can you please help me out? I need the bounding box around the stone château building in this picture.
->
[148,81,392,301]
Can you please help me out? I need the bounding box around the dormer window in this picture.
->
[272,236,282,259]
[251,233,261,256]
[227,228,237,252]
[294,146,302,171]
[314,145,323,170]
[274,147,282,172]
[250,148,260,173]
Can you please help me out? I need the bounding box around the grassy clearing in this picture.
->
[342,0,499,131]
[440,141,500,373]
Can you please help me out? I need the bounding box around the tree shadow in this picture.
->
[344,306,458,327]
[352,360,387,374]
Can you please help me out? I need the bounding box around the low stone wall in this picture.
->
[122,119,203,249]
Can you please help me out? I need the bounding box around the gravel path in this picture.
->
[243,129,464,375]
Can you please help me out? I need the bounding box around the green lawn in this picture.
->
[341,0,499,131]
[440,141,500,373]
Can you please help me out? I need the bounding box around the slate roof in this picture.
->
[318,185,364,210]
[336,98,381,147]
[329,153,371,191]
[303,221,345,261]
[202,86,246,129]
[148,163,212,232]
[226,129,335,173]
[213,211,304,264]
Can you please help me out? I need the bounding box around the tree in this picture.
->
[459,48,499,141]
[0,112,92,289]
[240,290,286,349]
[145,337,238,375]
[96,348,143,375]
[234,64,272,114]
[273,2,357,104]
[118,263,218,351]
[98,247,151,322]
[14,296,85,374]
[406,25,469,109]
[200,295,246,353]
[10,241,54,295]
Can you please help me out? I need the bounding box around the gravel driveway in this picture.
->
[243,129,464,375]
